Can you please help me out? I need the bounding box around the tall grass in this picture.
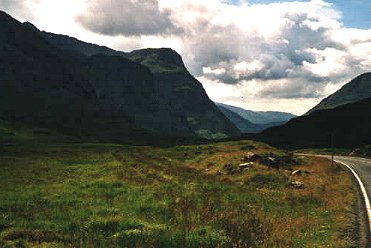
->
[0,128,357,247]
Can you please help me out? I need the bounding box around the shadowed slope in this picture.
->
[307,72,371,114]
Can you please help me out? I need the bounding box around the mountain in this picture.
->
[0,10,158,143]
[216,103,296,125]
[215,102,295,133]
[128,49,240,139]
[83,54,195,137]
[255,97,371,148]
[0,11,239,142]
[306,72,371,114]
[39,28,128,57]
[217,105,285,133]
[42,29,240,139]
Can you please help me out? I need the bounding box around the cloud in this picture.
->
[0,0,38,20]
[74,0,371,114]
[5,0,370,114]
[76,0,181,36]
[151,0,370,104]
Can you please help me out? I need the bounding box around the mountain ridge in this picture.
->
[216,102,296,124]
[255,94,371,148]
[0,10,240,142]
[306,72,371,114]
[217,105,287,133]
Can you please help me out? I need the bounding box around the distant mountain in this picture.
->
[217,105,285,133]
[216,103,296,125]
[255,97,371,148]
[0,10,239,142]
[215,103,295,133]
[306,72,371,114]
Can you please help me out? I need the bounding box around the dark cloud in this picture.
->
[76,0,181,36]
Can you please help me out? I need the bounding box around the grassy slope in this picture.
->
[0,122,357,247]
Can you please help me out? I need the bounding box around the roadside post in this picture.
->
[331,133,334,166]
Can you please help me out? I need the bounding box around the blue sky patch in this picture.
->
[227,0,371,29]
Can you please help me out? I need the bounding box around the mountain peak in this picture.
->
[23,21,39,32]
[306,72,371,114]
[129,48,185,73]
[1,10,240,141]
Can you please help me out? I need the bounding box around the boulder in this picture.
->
[266,157,279,168]
[292,169,311,176]
[243,152,262,162]
[289,181,305,189]
[239,162,253,170]
[291,170,302,176]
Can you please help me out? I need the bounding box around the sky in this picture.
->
[1,0,371,115]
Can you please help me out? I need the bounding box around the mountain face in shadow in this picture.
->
[39,29,128,57]
[0,11,240,142]
[128,49,240,139]
[215,103,295,133]
[306,72,371,114]
[0,11,102,133]
[256,96,371,149]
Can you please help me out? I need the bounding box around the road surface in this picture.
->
[333,156,371,207]
[318,155,371,247]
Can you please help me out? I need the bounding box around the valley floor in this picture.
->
[0,123,359,247]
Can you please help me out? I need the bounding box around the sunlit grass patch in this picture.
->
[0,134,357,247]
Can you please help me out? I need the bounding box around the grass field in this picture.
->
[0,121,358,247]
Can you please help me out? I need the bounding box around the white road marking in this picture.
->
[335,159,371,232]
[296,153,371,233]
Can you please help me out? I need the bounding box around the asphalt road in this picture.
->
[332,156,371,205]
[310,155,371,247]
[330,156,371,247]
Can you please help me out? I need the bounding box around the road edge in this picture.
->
[334,160,371,231]
[334,159,371,247]
[296,154,371,247]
